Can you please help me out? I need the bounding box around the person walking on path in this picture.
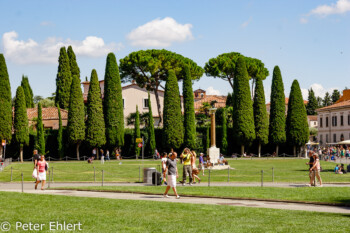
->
[35,155,47,190]
[106,150,110,161]
[191,150,201,184]
[32,150,40,181]
[100,149,105,164]
[310,153,323,187]
[161,152,168,185]
[199,153,205,175]
[180,148,193,186]
[163,152,180,199]
[306,151,315,186]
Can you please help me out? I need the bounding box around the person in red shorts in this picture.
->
[35,155,47,190]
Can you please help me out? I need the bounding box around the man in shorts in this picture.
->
[163,152,180,199]
[306,151,315,186]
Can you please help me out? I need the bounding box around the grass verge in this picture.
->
[1,191,350,232]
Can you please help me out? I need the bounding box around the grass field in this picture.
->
[1,192,350,232]
[54,186,350,205]
[1,158,349,183]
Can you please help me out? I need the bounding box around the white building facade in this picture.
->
[317,100,350,146]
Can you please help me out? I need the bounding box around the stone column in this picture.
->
[209,108,217,147]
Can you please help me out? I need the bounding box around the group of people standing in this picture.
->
[162,148,207,199]
[89,148,122,164]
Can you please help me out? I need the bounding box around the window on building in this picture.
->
[333,134,337,143]
[341,134,344,141]
[341,115,344,126]
[200,93,204,98]
[143,98,149,108]
[314,122,316,126]
[348,114,350,125]
[332,116,338,127]
[320,118,323,128]
[326,117,328,127]
[320,135,323,144]
[122,99,125,108]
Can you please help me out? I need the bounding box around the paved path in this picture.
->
[2,181,350,191]
[1,182,350,214]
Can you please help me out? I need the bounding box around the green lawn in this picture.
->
[54,186,350,205]
[1,192,349,232]
[1,158,349,183]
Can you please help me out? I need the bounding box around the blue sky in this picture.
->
[0,0,349,101]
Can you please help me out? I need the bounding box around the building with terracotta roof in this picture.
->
[193,89,227,112]
[316,89,350,146]
[266,97,308,115]
[27,107,68,130]
[307,115,318,128]
[82,81,183,127]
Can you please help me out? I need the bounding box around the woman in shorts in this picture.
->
[35,155,47,190]
[191,150,201,184]
[310,153,323,187]
[163,152,180,199]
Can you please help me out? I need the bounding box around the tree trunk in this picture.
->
[276,145,279,157]
[154,88,162,126]
[258,143,261,157]
[76,143,80,160]
[96,149,99,160]
[0,146,2,159]
[293,146,296,157]
[241,145,244,157]
[20,145,23,163]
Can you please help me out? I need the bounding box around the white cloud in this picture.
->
[2,31,122,64]
[301,83,339,100]
[310,0,350,16]
[241,17,252,28]
[127,17,193,47]
[40,21,54,26]
[206,86,221,95]
[299,17,308,24]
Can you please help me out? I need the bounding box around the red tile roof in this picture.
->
[27,107,68,120]
[317,100,350,111]
[194,95,227,110]
[335,89,350,103]
[266,97,308,106]
[307,115,318,121]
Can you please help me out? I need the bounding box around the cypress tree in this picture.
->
[306,88,318,115]
[206,126,210,151]
[286,80,309,156]
[86,69,106,158]
[323,92,332,107]
[55,47,72,109]
[67,46,80,79]
[67,75,85,160]
[221,109,228,155]
[21,75,34,108]
[163,70,184,150]
[183,64,196,149]
[269,66,286,156]
[233,56,255,155]
[14,86,29,162]
[147,92,156,156]
[134,105,141,159]
[103,53,124,150]
[253,77,269,157]
[37,102,45,155]
[0,54,12,157]
[331,89,340,104]
[57,105,64,160]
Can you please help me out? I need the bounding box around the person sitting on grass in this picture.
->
[218,154,227,165]
[163,152,180,199]
[334,164,339,174]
